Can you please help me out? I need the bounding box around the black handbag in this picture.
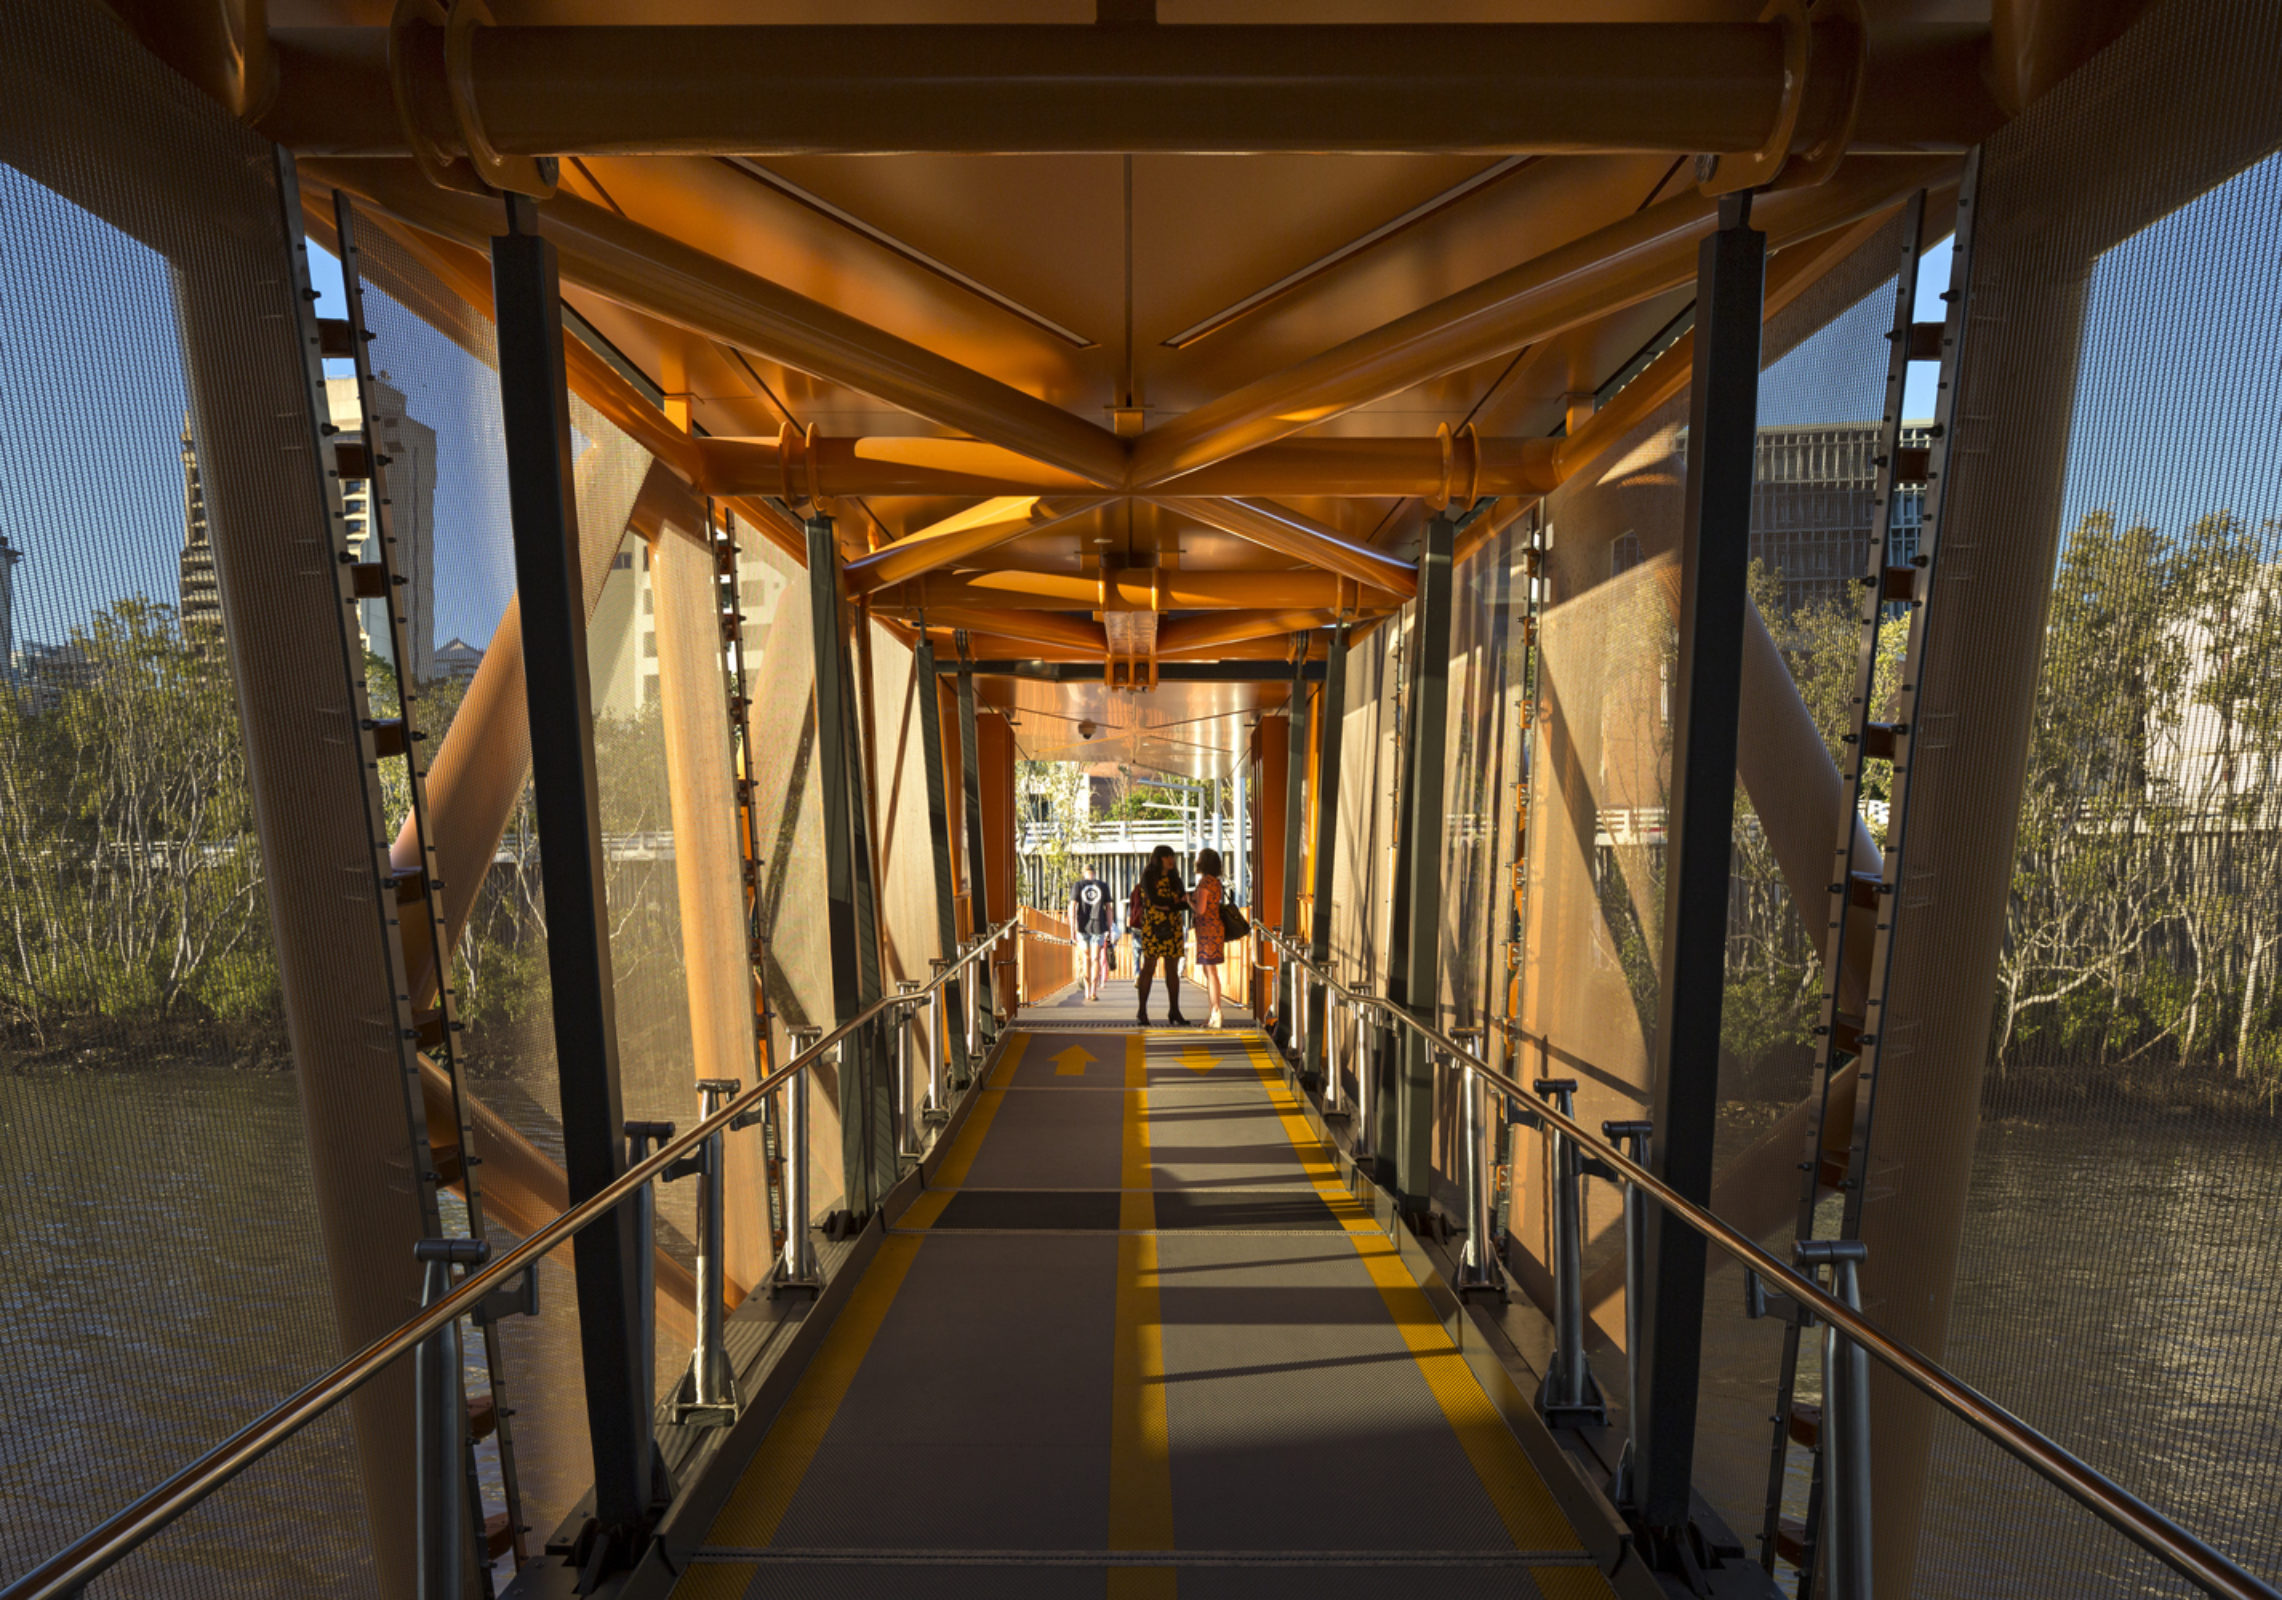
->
[1219,901,1251,939]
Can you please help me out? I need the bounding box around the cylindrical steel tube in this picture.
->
[1535,1078,1590,1410]
[1324,984,1343,1113]
[414,1240,484,1600]
[893,980,922,1154]
[1351,988,1375,1161]
[1462,1061,1495,1286]
[1603,1119,1654,1505]
[928,960,948,1112]
[691,1078,738,1407]
[783,1029,822,1287]
[1808,1242,1875,1600]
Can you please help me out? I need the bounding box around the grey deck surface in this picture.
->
[671,1012,1615,1600]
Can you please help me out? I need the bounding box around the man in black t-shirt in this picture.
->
[1069,873,1116,1001]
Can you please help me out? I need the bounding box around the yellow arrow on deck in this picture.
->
[1181,1046,1216,1074]
[1051,1044,1095,1076]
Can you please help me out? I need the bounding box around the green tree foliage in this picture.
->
[1995,507,2282,1105]
[0,599,275,1053]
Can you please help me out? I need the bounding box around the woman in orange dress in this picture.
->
[1190,847,1226,1029]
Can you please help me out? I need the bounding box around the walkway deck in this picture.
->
[664,993,1621,1598]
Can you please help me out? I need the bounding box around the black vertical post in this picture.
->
[1305,623,1349,1086]
[1390,514,1457,1216]
[1634,192,1765,1543]
[489,196,651,1552]
[1278,653,1307,1050]
[956,659,996,1033]
[806,515,889,1217]
[915,640,970,1084]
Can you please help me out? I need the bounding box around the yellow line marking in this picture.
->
[702,1234,925,1548]
[899,1033,1028,1232]
[1244,1040,1583,1555]
[667,1562,756,1599]
[1120,1033,1152,1233]
[1110,1034,1175,1596]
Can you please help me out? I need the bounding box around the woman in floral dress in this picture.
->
[1191,848,1226,1029]
[1136,844,1190,1027]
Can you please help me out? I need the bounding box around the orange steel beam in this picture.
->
[259,22,1992,156]
[301,157,1128,487]
[310,191,815,563]
[919,605,1108,655]
[695,431,1557,501]
[844,496,1104,593]
[1155,497,1418,599]
[1156,609,1340,656]
[1133,155,1955,488]
[876,569,1398,614]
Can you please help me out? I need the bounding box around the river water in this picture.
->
[5,1070,2277,1597]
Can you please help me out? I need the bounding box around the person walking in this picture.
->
[1190,847,1227,1029]
[1135,844,1190,1027]
[1068,869,1116,1002]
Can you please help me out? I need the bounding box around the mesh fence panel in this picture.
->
[0,5,389,1593]
[1901,28,2282,1591]
[337,198,670,1549]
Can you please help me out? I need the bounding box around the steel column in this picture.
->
[955,660,996,1048]
[1278,654,1308,1049]
[489,195,654,1553]
[1388,515,1457,1216]
[1633,192,1766,1543]
[806,515,892,1221]
[915,641,972,1086]
[1305,623,1349,1086]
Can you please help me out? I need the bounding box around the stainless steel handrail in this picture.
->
[1257,928,2280,1600]
[0,917,1023,1600]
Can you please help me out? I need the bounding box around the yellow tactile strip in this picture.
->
[1108,1029,1176,1597]
[1242,1036,1617,1597]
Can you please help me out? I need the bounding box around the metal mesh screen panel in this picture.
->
[0,5,384,1592]
[336,202,668,1548]
[1890,5,2282,1588]
[739,530,839,1219]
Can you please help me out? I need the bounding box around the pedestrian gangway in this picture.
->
[656,989,1624,1599]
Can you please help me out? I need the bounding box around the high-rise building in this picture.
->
[0,531,19,683]
[325,375,438,682]
[1617,421,1932,615]
[177,418,221,637]
[1749,422,1931,613]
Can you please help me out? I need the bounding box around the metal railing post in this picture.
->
[1293,960,1309,1065]
[961,942,978,1059]
[1801,1239,1873,1600]
[621,1121,674,1427]
[670,1078,741,1426]
[414,1237,486,1600]
[1452,1028,1500,1296]
[776,1027,823,1293]
[927,958,951,1110]
[1603,1119,1654,1507]
[1350,984,1375,1160]
[893,980,922,1155]
[1534,1076,1606,1424]
[1322,970,1346,1117]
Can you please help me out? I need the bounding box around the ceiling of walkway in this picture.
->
[181,0,2134,766]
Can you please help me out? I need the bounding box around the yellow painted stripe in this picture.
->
[1109,1233,1175,1591]
[1244,1041,1582,1554]
[703,1233,925,1547]
[668,1562,756,1599]
[988,1029,1031,1089]
[1120,1032,1152,1230]
[1108,1028,1174,1595]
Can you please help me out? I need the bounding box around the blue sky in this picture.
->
[3,155,2276,655]
[0,171,523,655]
